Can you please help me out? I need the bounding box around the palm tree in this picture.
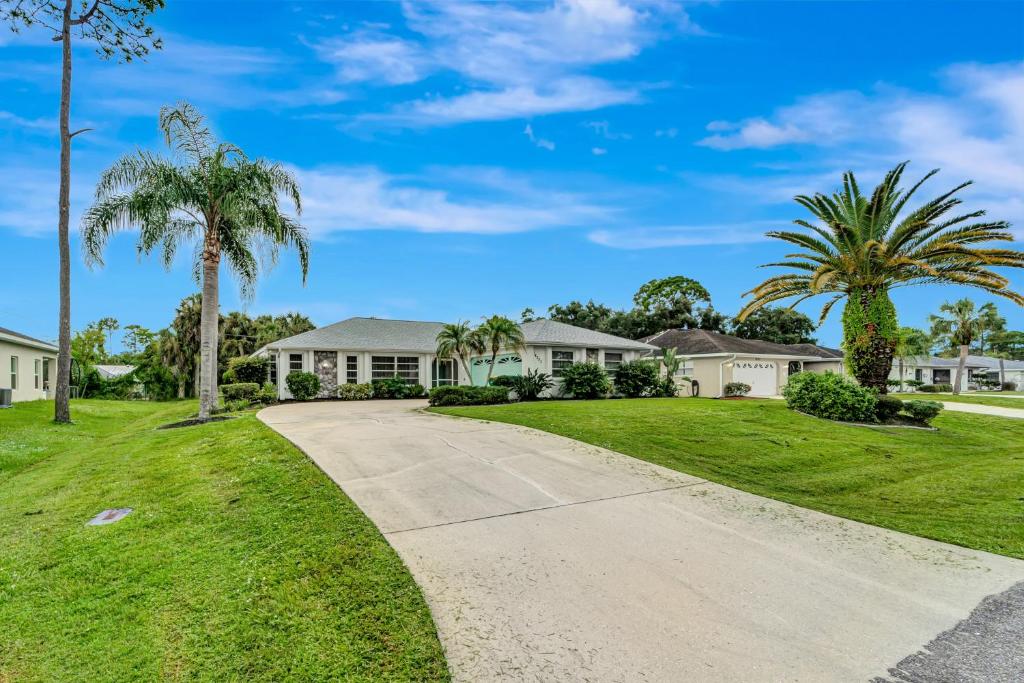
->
[975,303,1005,354]
[739,162,1023,392]
[893,327,932,392]
[81,102,309,420]
[661,347,681,378]
[930,299,988,394]
[436,321,483,386]
[476,316,525,386]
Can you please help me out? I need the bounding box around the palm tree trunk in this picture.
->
[198,256,220,419]
[457,353,473,387]
[953,344,968,395]
[485,350,498,386]
[53,0,74,424]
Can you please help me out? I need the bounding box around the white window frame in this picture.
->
[346,355,358,384]
[288,353,303,374]
[551,349,575,377]
[10,355,18,390]
[34,358,41,389]
[268,355,278,385]
[371,355,421,385]
[603,351,624,371]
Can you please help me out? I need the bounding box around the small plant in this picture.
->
[226,356,270,385]
[286,371,320,401]
[905,379,924,389]
[654,377,678,398]
[491,369,553,401]
[886,378,902,389]
[258,382,278,405]
[917,383,953,393]
[1002,381,1018,391]
[613,360,661,398]
[559,362,610,399]
[221,382,260,402]
[874,395,903,422]
[406,384,426,398]
[371,375,411,399]
[224,399,251,413]
[902,400,943,424]
[428,385,509,407]
[338,383,373,400]
[783,371,877,422]
[724,382,752,397]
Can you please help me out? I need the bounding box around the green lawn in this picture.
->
[0,400,448,682]
[898,393,1024,410]
[434,398,1024,559]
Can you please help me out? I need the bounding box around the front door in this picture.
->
[432,358,458,387]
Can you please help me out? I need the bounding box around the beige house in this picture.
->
[1,326,58,404]
[641,329,844,398]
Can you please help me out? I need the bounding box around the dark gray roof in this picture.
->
[261,317,655,353]
[640,329,842,359]
[964,355,1024,370]
[0,325,58,352]
[902,355,989,369]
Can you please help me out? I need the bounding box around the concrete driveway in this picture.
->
[259,400,1024,682]
[935,401,1024,419]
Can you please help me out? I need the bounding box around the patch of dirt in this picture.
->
[157,416,236,430]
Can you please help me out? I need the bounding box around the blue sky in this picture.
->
[1,0,1022,349]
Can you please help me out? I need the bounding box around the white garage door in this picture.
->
[733,360,778,396]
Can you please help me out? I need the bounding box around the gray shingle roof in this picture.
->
[640,329,841,359]
[964,355,1024,370]
[261,317,656,353]
[0,325,58,352]
[900,355,989,369]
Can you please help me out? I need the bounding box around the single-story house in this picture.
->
[962,355,1023,390]
[255,317,657,399]
[888,356,989,392]
[0,326,58,404]
[640,329,845,397]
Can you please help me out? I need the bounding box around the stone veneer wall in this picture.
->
[314,351,338,398]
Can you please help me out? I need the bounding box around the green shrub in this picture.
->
[407,384,426,398]
[559,362,610,399]
[613,360,661,398]
[428,385,509,407]
[1002,381,1018,391]
[221,382,260,402]
[903,400,943,424]
[886,378,902,389]
[782,371,877,422]
[226,356,270,384]
[371,375,410,399]
[285,371,320,401]
[905,379,924,388]
[224,399,251,413]
[724,382,752,397]
[258,382,278,405]
[654,377,678,398]
[918,383,953,393]
[338,383,373,400]
[874,395,903,422]
[491,369,554,401]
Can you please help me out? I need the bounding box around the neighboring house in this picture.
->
[255,317,656,399]
[889,356,989,392]
[0,326,58,403]
[640,329,844,398]
[963,355,1024,391]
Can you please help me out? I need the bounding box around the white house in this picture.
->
[640,329,845,398]
[888,356,989,392]
[963,355,1024,390]
[256,317,656,399]
[0,326,58,403]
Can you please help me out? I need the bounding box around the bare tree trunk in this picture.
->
[953,344,968,395]
[198,255,220,419]
[999,358,1005,388]
[898,358,904,392]
[52,1,74,423]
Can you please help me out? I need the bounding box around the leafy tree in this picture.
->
[633,275,710,319]
[740,163,1023,392]
[70,317,118,366]
[547,300,622,332]
[929,299,991,394]
[975,303,1006,354]
[988,330,1024,359]
[162,294,202,398]
[82,103,310,420]
[121,324,156,358]
[893,327,932,391]
[1,0,163,423]
[436,321,484,386]
[254,312,315,348]
[520,307,539,323]
[475,315,525,386]
[729,306,817,345]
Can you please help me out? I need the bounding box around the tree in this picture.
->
[475,315,525,386]
[520,307,538,323]
[436,321,483,386]
[893,327,931,391]
[70,317,118,366]
[121,324,156,358]
[253,312,315,348]
[162,294,201,398]
[661,347,681,378]
[988,330,1024,360]
[82,103,310,420]
[975,303,1005,354]
[739,163,1023,392]
[730,306,817,345]
[1,0,163,423]
[929,299,990,394]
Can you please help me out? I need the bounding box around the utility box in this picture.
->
[0,388,12,408]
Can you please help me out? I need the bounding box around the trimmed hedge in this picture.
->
[338,383,372,400]
[783,371,877,422]
[874,395,903,421]
[559,362,610,399]
[918,383,953,393]
[428,385,509,407]
[221,382,260,402]
[370,376,423,399]
[226,356,269,385]
[903,400,943,424]
[613,360,660,398]
[286,371,320,401]
[724,382,751,397]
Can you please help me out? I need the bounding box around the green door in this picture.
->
[470,353,523,385]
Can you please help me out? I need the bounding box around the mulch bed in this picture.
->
[158,416,236,430]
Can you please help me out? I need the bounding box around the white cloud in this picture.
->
[655,127,678,138]
[591,147,608,155]
[588,221,778,249]
[585,120,632,140]
[523,124,556,151]
[0,110,56,133]
[314,33,428,85]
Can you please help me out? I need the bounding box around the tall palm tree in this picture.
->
[929,299,988,394]
[436,321,483,386]
[81,102,309,420]
[975,303,1005,355]
[476,315,525,386]
[893,327,932,392]
[739,162,1023,392]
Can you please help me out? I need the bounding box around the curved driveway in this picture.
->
[259,400,1024,682]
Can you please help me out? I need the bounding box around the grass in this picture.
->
[0,400,448,682]
[433,398,1024,559]
[897,393,1024,410]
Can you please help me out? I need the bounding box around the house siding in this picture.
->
[0,339,57,403]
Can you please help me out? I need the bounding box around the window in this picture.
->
[372,356,421,384]
[432,358,458,386]
[604,352,623,371]
[288,353,303,374]
[915,369,923,382]
[397,356,419,384]
[551,349,574,377]
[42,358,50,391]
[10,356,17,390]
[586,348,599,363]
[34,359,41,389]
[346,355,358,384]
[268,355,278,385]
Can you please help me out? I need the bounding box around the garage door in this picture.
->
[733,360,778,396]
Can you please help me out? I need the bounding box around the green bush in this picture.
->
[406,384,426,398]
[224,399,251,413]
[285,371,320,401]
[258,382,278,405]
[1002,381,1018,391]
[918,383,953,393]
[221,382,260,402]
[226,356,270,385]
[874,395,903,422]
[559,362,610,399]
[428,385,509,407]
[905,379,924,388]
[654,377,678,398]
[613,360,660,398]
[782,371,878,422]
[724,382,752,397]
[903,400,943,424]
[338,383,373,400]
[371,375,410,399]
[492,369,554,401]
